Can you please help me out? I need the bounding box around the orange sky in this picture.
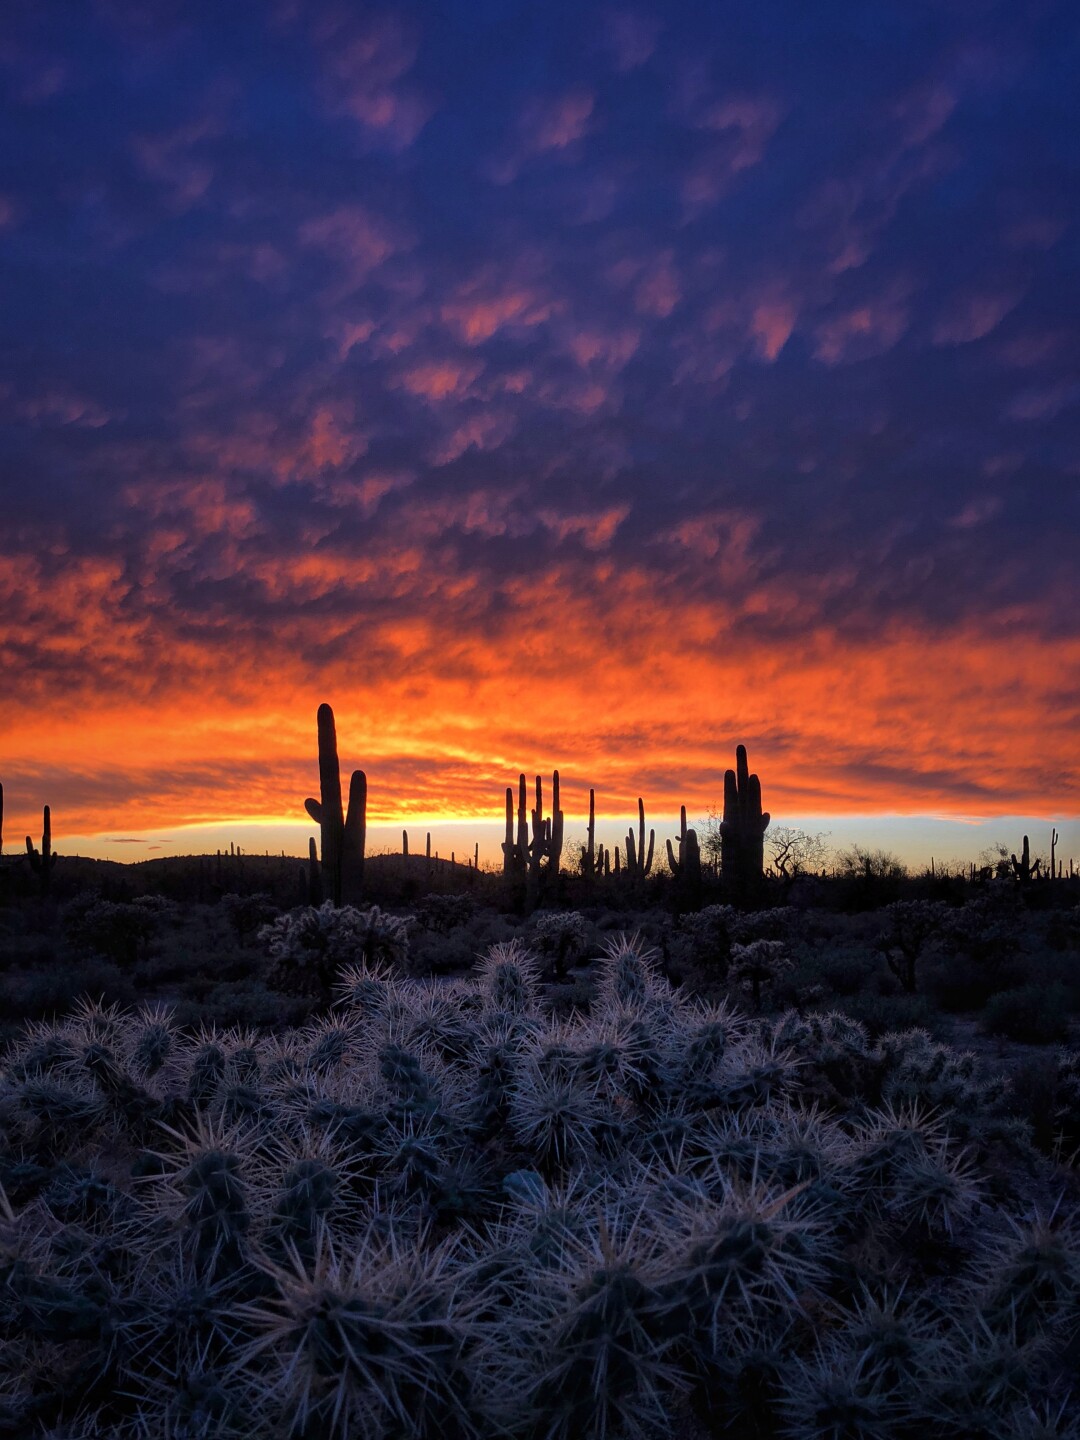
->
[3,555,1077,852]
[2,3,1078,863]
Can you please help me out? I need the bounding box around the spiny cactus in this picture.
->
[523,1209,691,1440]
[594,932,665,1012]
[532,909,588,978]
[477,939,541,1014]
[304,703,367,907]
[262,902,409,998]
[4,967,1080,1439]
[237,1227,480,1440]
[720,745,770,904]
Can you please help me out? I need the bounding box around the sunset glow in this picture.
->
[1,3,1077,859]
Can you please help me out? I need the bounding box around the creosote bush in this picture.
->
[1,930,1078,1439]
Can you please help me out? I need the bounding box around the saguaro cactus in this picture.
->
[304,704,366,906]
[502,771,563,908]
[529,771,564,907]
[1010,835,1041,885]
[502,775,529,884]
[580,788,598,887]
[720,745,770,903]
[624,797,654,888]
[25,804,56,895]
[666,805,702,910]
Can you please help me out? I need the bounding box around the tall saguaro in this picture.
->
[720,744,770,905]
[304,704,367,906]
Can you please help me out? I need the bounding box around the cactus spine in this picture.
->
[720,744,770,904]
[304,704,366,906]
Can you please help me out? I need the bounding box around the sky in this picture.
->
[1,0,1078,868]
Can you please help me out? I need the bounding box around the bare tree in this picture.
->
[768,826,831,878]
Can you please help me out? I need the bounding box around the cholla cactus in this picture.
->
[4,955,1080,1439]
[476,939,541,1014]
[772,1010,877,1107]
[237,1226,481,1439]
[730,939,793,1010]
[261,903,409,996]
[674,904,737,975]
[509,1057,608,1175]
[532,910,589,977]
[522,1207,690,1440]
[657,1178,826,1363]
[977,1203,1080,1344]
[594,932,666,1012]
[777,1346,914,1440]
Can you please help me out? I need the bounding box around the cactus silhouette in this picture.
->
[304,704,366,906]
[25,804,56,895]
[624,796,654,888]
[502,770,563,909]
[720,745,770,903]
[666,805,702,909]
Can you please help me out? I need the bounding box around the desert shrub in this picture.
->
[61,895,161,965]
[672,904,736,976]
[837,989,943,1039]
[833,846,910,908]
[794,941,876,997]
[981,984,1072,1045]
[414,892,476,934]
[219,891,280,943]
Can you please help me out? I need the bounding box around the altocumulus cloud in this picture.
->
[0,0,1077,838]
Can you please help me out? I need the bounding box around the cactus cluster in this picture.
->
[1,942,1077,1438]
[501,772,564,909]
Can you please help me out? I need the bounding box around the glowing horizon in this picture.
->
[0,4,1077,847]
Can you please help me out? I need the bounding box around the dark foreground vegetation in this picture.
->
[2,714,1078,1438]
[1,847,1079,1439]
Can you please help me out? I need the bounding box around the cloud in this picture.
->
[0,0,1076,846]
[490,90,595,182]
[309,10,432,150]
[813,282,912,364]
[933,289,1022,345]
[603,11,662,73]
